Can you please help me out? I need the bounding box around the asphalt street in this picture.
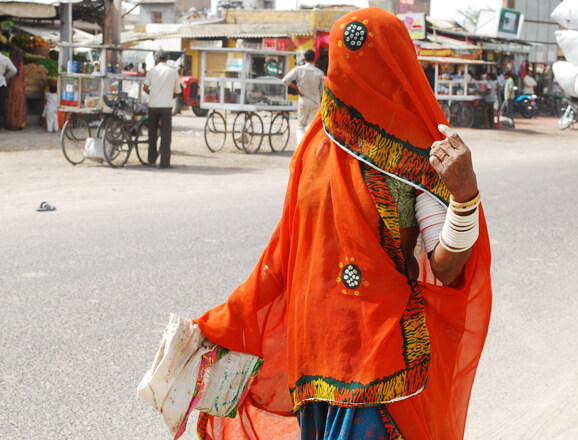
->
[1,113,577,439]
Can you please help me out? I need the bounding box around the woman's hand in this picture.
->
[429,124,478,202]
[428,124,479,286]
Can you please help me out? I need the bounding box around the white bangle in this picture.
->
[415,191,446,254]
[439,205,479,252]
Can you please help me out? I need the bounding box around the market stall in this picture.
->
[57,43,152,167]
[419,56,495,128]
[193,46,297,154]
[1,32,56,128]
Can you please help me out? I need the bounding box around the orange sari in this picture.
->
[194,8,492,439]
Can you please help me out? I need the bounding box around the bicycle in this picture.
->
[60,93,149,167]
[100,91,150,168]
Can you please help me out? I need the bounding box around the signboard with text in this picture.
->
[497,8,524,39]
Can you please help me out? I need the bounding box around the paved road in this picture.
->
[1,113,577,439]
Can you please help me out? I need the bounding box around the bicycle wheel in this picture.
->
[204,111,226,152]
[61,115,89,165]
[102,117,131,167]
[269,113,290,152]
[241,113,264,154]
[134,119,152,166]
[232,112,247,151]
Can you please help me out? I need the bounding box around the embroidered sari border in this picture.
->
[290,358,429,411]
[321,87,450,206]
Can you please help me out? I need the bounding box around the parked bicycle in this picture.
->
[60,93,149,167]
[100,91,150,167]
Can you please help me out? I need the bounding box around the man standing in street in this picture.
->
[0,48,18,130]
[523,69,538,95]
[502,71,515,124]
[282,49,325,145]
[143,50,181,168]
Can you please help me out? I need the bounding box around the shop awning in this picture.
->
[0,0,56,18]
[415,34,481,59]
[480,40,531,54]
[178,23,313,39]
[0,0,84,19]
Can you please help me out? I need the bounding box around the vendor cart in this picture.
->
[57,44,151,167]
[419,56,496,128]
[192,46,297,154]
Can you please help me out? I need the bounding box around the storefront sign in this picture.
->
[497,8,524,40]
[397,13,426,40]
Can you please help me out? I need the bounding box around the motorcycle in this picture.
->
[558,97,578,130]
[513,92,538,118]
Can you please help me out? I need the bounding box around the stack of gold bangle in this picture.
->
[449,192,481,212]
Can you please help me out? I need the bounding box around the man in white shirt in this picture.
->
[143,50,181,168]
[523,70,537,95]
[0,51,17,130]
[282,49,325,144]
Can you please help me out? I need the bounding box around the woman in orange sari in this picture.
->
[193,8,492,439]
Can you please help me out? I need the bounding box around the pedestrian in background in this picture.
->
[0,48,17,130]
[42,84,58,132]
[497,70,506,106]
[502,71,515,123]
[143,50,181,168]
[282,49,325,145]
[483,72,497,129]
[4,51,25,130]
[523,69,537,95]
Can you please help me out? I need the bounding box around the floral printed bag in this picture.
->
[137,314,262,439]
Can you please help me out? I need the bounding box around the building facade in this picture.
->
[139,0,178,25]
[503,0,561,64]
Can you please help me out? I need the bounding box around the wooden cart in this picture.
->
[192,46,297,154]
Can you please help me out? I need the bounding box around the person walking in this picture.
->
[0,49,18,130]
[143,50,181,168]
[188,8,492,440]
[282,49,325,145]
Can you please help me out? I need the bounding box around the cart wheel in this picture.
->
[61,115,89,165]
[268,113,290,152]
[241,113,264,154]
[204,111,227,152]
[232,112,247,151]
[103,117,131,168]
[135,119,152,165]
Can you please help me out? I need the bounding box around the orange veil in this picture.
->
[194,8,492,439]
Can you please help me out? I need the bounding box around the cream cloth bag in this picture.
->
[137,314,262,438]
